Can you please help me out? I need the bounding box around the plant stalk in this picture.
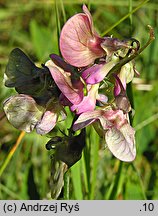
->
[63,170,70,199]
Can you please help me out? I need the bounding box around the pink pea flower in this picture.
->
[58,84,108,115]
[58,82,108,115]
[79,36,134,85]
[60,4,105,67]
[73,109,136,162]
[3,94,66,135]
[60,4,136,87]
[36,99,66,135]
[70,84,99,114]
[45,58,84,105]
[81,57,119,84]
[46,55,101,115]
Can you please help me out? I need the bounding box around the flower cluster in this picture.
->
[4,5,141,165]
[46,5,138,162]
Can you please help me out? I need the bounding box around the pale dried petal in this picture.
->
[105,124,136,162]
[50,158,68,200]
[3,94,43,133]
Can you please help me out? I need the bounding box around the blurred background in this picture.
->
[0,0,158,200]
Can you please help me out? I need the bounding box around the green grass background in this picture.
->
[0,0,158,200]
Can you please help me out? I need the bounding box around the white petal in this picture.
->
[105,124,136,162]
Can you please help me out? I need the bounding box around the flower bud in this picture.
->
[114,95,131,113]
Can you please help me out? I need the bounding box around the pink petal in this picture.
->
[96,93,108,103]
[73,110,103,131]
[82,4,93,27]
[102,109,127,129]
[60,5,104,67]
[82,64,104,83]
[73,106,136,161]
[70,84,99,114]
[73,109,127,131]
[46,60,84,105]
[82,60,117,84]
[105,124,136,162]
[36,111,57,135]
[114,75,122,96]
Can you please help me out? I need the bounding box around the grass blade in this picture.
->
[0,131,25,177]
[71,161,83,199]
[108,161,123,199]
[90,126,99,200]
[101,0,150,36]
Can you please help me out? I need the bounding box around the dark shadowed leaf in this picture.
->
[4,48,59,105]
[46,130,85,199]
[46,129,86,168]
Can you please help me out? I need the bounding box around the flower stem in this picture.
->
[108,161,123,199]
[135,112,158,131]
[107,25,155,78]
